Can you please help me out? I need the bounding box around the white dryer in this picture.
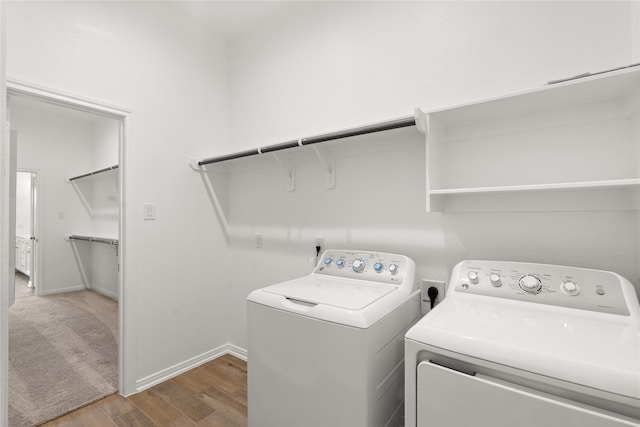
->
[247,250,421,427]
[405,260,640,427]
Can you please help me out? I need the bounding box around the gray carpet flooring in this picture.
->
[9,273,118,426]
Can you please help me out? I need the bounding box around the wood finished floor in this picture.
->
[42,354,247,427]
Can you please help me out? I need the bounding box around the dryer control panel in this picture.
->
[451,260,639,316]
[315,250,415,287]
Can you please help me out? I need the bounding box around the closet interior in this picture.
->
[10,95,120,299]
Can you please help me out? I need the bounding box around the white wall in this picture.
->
[15,172,31,237]
[225,1,640,350]
[92,119,119,172]
[11,105,95,294]
[7,1,230,393]
[229,1,636,149]
[88,119,119,300]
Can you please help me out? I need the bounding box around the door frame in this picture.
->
[5,79,136,398]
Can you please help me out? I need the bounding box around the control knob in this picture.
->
[335,259,345,268]
[519,274,542,293]
[323,257,332,266]
[468,271,479,284]
[388,264,399,275]
[374,262,384,273]
[490,273,502,287]
[561,281,580,296]
[352,259,366,273]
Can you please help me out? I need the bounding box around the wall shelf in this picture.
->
[430,179,640,195]
[424,66,640,212]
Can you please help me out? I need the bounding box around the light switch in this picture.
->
[144,203,156,220]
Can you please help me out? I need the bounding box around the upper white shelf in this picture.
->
[424,66,640,212]
[427,67,638,127]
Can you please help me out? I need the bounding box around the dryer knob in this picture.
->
[352,259,366,273]
[374,262,384,273]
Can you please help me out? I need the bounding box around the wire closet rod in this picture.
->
[198,115,417,166]
[69,165,119,181]
[68,234,119,246]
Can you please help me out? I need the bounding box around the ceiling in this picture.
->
[163,1,295,39]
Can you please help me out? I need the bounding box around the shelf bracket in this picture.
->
[272,152,295,192]
[312,145,335,189]
[414,108,428,134]
[188,158,203,171]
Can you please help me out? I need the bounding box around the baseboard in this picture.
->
[40,285,87,296]
[88,285,118,301]
[224,343,247,361]
[134,343,247,394]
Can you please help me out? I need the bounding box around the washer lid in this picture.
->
[262,275,396,310]
[406,295,640,400]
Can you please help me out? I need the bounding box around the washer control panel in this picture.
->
[315,250,412,286]
[453,260,635,316]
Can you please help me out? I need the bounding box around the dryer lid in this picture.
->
[262,275,396,310]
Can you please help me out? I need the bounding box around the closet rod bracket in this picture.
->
[312,145,335,189]
[272,152,295,192]
[188,158,203,171]
[414,108,428,134]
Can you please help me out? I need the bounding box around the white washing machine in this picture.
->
[405,260,640,427]
[247,250,421,427]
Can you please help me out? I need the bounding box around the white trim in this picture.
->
[225,343,248,361]
[87,285,118,301]
[0,2,9,424]
[7,79,133,118]
[632,1,640,63]
[39,285,87,296]
[119,113,137,396]
[133,343,247,395]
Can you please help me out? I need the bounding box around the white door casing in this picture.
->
[3,79,136,407]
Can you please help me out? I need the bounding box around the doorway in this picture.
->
[14,170,37,298]
[5,81,132,426]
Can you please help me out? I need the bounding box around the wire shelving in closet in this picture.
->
[66,164,120,247]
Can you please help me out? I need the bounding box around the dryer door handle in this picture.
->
[284,297,318,308]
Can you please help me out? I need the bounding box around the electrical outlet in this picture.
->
[421,279,446,313]
[255,233,263,248]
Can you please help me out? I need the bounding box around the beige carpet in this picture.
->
[9,274,118,426]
